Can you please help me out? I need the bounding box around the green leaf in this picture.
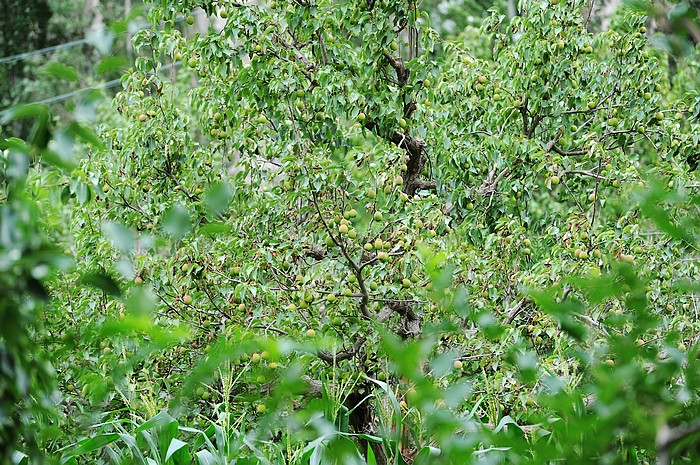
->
[364,375,402,460]
[366,443,377,465]
[95,56,130,75]
[86,28,114,54]
[66,122,105,149]
[165,438,189,462]
[11,451,28,465]
[76,182,93,206]
[413,446,441,465]
[529,288,587,341]
[116,432,146,464]
[41,63,79,81]
[636,181,695,243]
[163,204,191,241]
[102,221,135,251]
[0,104,50,124]
[195,450,217,465]
[669,2,694,22]
[79,272,122,297]
[61,434,121,462]
[199,222,233,235]
[135,411,177,432]
[40,148,78,171]
[493,415,522,433]
[0,137,29,151]
[125,286,157,317]
[204,182,233,217]
[60,186,72,204]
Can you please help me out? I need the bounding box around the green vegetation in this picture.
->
[1,0,700,464]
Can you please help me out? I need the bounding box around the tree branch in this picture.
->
[364,121,436,197]
[377,300,422,339]
[383,52,409,86]
[657,419,700,465]
[551,145,588,157]
[317,336,367,363]
[308,186,373,319]
[564,169,610,181]
[316,30,328,66]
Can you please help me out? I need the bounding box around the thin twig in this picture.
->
[308,185,372,320]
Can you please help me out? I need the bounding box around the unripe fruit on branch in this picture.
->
[620,254,635,264]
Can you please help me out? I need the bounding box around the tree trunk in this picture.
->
[507,0,518,21]
[347,388,389,465]
[84,0,103,32]
[125,0,131,51]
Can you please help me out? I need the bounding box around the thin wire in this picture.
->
[0,26,147,66]
[0,80,120,119]
[0,10,203,66]
[0,38,97,65]
[0,62,179,119]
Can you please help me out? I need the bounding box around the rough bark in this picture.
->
[379,300,422,339]
[365,121,436,197]
[347,388,389,465]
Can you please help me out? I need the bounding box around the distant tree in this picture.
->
[0,0,53,109]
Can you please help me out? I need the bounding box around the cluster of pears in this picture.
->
[207,110,229,140]
[328,206,405,263]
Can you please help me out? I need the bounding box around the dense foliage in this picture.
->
[1,0,700,464]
